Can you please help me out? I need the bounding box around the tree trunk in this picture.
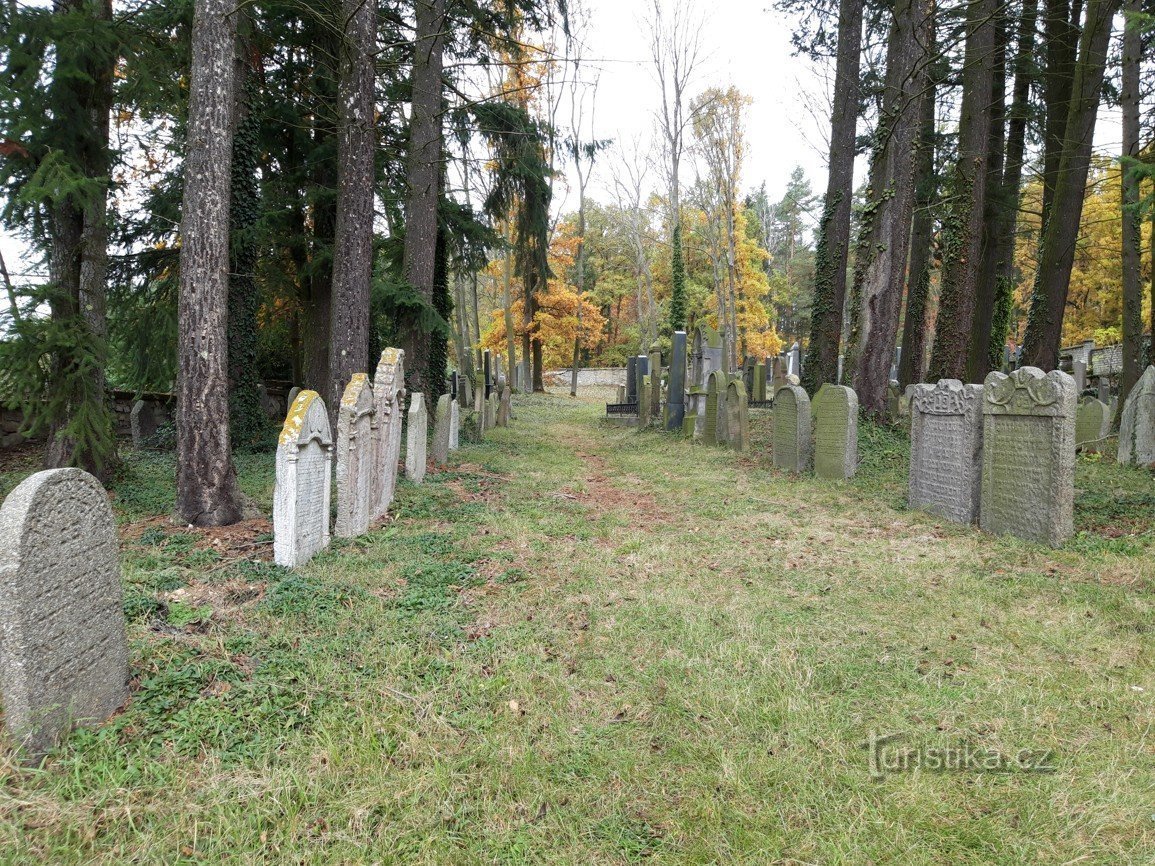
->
[802,0,863,395]
[1021,0,1120,370]
[849,0,930,418]
[1040,0,1082,226]
[177,0,243,526]
[897,65,938,390]
[503,231,518,388]
[927,0,997,382]
[328,0,376,419]
[1119,0,1142,406]
[400,0,446,393]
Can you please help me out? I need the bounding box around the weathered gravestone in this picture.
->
[726,379,749,452]
[908,379,983,524]
[432,394,452,466]
[449,399,460,450]
[665,331,687,432]
[287,386,301,408]
[405,393,428,483]
[475,380,488,438]
[1119,365,1155,468]
[335,374,376,539]
[0,469,128,761]
[638,375,651,427]
[487,392,498,430]
[648,347,663,419]
[1075,397,1111,453]
[274,391,333,567]
[130,400,160,449]
[812,384,858,480]
[703,369,728,446]
[773,384,811,473]
[626,356,638,404]
[688,324,724,439]
[497,386,512,427]
[980,367,1076,546]
[753,363,766,401]
[372,349,405,517]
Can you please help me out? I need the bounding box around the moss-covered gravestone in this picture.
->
[753,363,766,401]
[372,348,405,518]
[773,384,811,472]
[275,390,333,567]
[432,394,452,466]
[1119,365,1155,468]
[335,374,376,539]
[980,367,1076,546]
[1075,397,1110,453]
[812,384,858,480]
[909,379,983,524]
[726,379,749,452]
[704,369,728,446]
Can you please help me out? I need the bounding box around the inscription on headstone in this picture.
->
[773,384,811,472]
[335,374,375,538]
[980,367,1076,546]
[274,391,333,567]
[812,384,858,480]
[908,379,983,524]
[372,348,405,517]
[0,469,128,760]
[704,369,727,446]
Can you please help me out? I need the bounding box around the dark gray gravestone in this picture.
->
[665,331,686,432]
[908,379,983,524]
[812,384,858,480]
[0,469,128,761]
[626,356,638,404]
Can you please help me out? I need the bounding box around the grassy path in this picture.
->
[1,392,1153,863]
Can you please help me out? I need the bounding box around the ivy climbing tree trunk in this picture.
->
[177,0,243,527]
[328,0,376,419]
[802,0,862,395]
[927,0,996,382]
[1021,0,1120,370]
[400,0,446,394]
[1119,0,1143,407]
[1040,0,1082,228]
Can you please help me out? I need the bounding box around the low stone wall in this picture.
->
[543,368,626,388]
[2,390,176,449]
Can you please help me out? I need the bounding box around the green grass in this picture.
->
[1,392,1153,863]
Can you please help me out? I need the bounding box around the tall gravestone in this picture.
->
[665,330,687,432]
[274,391,333,568]
[773,384,811,472]
[449,399,460,450]
[753,364,766,401]
[335,374,376,539]
[475,378,488,438]
[1119,365,1155,468]
[0,469,128,761]
[432,394,452,465]
[812,384,858,480]
[130,400,159,449]
[648,347,663,418]
[704,369,728,446]
[497,385,512,427]
[687,325,723,438]
[635,356,648,414]
[405,393,428,483]
[626,356,638,404]
[726,379,749,452]
[638,375,651,427]
[487,392,498,430]
[372,349,406,517]
[1075,397,1111,453]
[980,367,1076,546]
[908,379,983,524]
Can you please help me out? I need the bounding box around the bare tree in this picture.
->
[609,138,658,350]
[1120,0,1143,406]
[567,59,602,397]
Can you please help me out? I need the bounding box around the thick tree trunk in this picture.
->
[1040,0,1082,226]
[849,0,930,418]
[802,0,863,395]
[1119,0,1142,407]
[176,0,243,527]
[1021,0,1120,370]
[328,0,376,419]
[927,0,996,382]
[897,69,938,390]
[400,0,446,394]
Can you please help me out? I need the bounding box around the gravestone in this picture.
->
[726,379,749,452]
[449,399,460,450]
[665,331,687,432]
[497,385,512,427]
[753,363,766,402]
[335,374,376,539]
[648,347,663,417]
[456,373,469,407]
[773,384,811,472]
[638,375,651,427]
[257,383,282,420]
[487,392,498,430]
[1119,365,1155,467]
[812,384,858,480]
[474,381,487,437]
[274,390,333,568]
[372,348,405,518]
[1072,360,1086,394]
[287,386,301,408]
[688,324,723,438]
[432,394,452,466]
[0,469,128,761]
[704,369,728,446]
[483,351,493,398]
[908,379,983,524]
[130,400,159,449]
[980,367,1076,546]
[635,356,649,417]
[1075,397,1110,453]
[1097,377,1109,404]
[626,356,638,404]
[616,384,626,404]
[405,393,428,483]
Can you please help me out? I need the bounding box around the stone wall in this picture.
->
[543,368,627,388]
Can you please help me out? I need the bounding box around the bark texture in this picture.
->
[1119,0,1143,406]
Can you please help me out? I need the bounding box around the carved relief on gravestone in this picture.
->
[703,369,728,446]
[432,394,452,466]
[335,375,375,539]
[812,384,858,480]
[372,349,405,517]
[908,379,983,524]
[274,391,333,567]
[1119,365,1155,468]
[773,384,812,473]
[405,393,428,483]
[980,367,1076,546]
[0,469,128,761]
[726,379,749,452]
[1075,397,1110,454]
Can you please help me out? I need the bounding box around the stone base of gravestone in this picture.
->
[908,379,983,524]
[0,469,128,761]
[812,384,858,480]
